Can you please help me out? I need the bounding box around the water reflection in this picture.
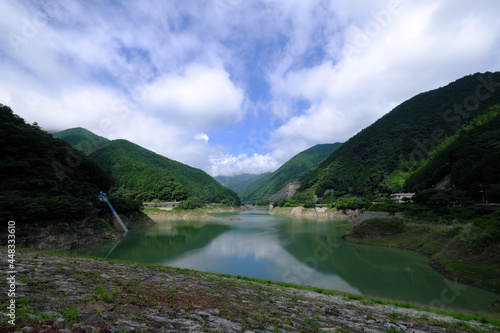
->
[72,210,499,311]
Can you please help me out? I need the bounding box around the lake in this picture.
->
[72,209,499,311]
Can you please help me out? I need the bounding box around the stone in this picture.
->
[114,319,148,330]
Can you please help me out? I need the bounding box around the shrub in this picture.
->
[335,195,371,211]
[178,197,204,210]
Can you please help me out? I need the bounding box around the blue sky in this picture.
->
[1,0,500,176]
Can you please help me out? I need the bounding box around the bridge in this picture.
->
[143,202,180,210]
[476,203,500,211]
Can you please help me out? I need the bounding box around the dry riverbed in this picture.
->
[1,249,499,332]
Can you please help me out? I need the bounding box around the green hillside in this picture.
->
[406,106,500,202]
[0,105,112,223]
[240,143,342,204]
[52,127,109,155]
[215,173,270,194]
[299,72,500,198]
[54,129,240,204]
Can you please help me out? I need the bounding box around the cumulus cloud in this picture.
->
[144,64,245,130]
[209,153,280,177]
[265,0,500,162]
[194,133,210,142]
[1,0,499,177]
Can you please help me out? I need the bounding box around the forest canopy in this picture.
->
[0,104,112,223]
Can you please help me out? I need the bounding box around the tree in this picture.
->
[178,197,204,210]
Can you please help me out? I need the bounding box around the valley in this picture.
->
[2,71,500,330]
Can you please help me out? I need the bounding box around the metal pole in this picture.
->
[98,192,129,233]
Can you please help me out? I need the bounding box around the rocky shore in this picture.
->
[0,213,155,252]
[269,207,360,220]
[144,207,245,221]
[1,249,498,332]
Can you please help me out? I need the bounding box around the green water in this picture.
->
[72,210,499,311]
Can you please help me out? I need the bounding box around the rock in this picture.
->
[44,310,62,318]
[114,319,148,330]
[196,311,242,331]
[71,324,96,332]
[145,314,167,323]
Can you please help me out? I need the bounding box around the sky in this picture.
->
[1,0,500,177]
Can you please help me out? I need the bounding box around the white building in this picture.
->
[390,193,415,203]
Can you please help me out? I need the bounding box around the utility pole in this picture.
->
[477,184,485,203]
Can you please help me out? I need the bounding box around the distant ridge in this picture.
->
[215,173,270,194]
[239,143,342,204]
[53,128,240,204]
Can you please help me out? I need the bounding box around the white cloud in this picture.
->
[265,0,500,163]
[1,0,499,178]
[144,64,245,130]
[194,132,209,142]
[209,153,279,177]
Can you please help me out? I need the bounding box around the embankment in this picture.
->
[2,248,498,332]
[0,212,155,252]
[269,206,360,220]
[144,207,244,221]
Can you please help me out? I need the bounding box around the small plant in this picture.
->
[346,294,362,301]
[60,306,79,325]
[389,312,399,320]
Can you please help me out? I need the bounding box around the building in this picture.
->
[390,193,415,203]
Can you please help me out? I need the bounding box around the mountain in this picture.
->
[239,143,342,204]
[54,129,240,204]
[405,106,500,202]
[52,127,109,155]
[0,105,112,223]
[299,72,500,198]
[215,173,270,194]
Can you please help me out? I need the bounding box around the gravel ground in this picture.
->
[1,249,498,332]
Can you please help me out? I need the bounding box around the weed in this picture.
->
[336,327,350,333]
[60,306,79,325]
[346,294,362,301]
[389,312,399,320]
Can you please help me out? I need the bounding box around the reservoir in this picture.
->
[72,209,499,312]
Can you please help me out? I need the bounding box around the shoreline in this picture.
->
[342,216,500,295]
[0,211,154,252]
[269,206,361,220]
[2,248,498,332]
[144,206,246,221]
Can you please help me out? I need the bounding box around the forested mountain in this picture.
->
[52,127,109,155]
[299,72,500,199]
[54,129,240,204]
[240,143,342,204]
[0,105,112,223]
[406,106,500,202]
[215,173,270,194]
